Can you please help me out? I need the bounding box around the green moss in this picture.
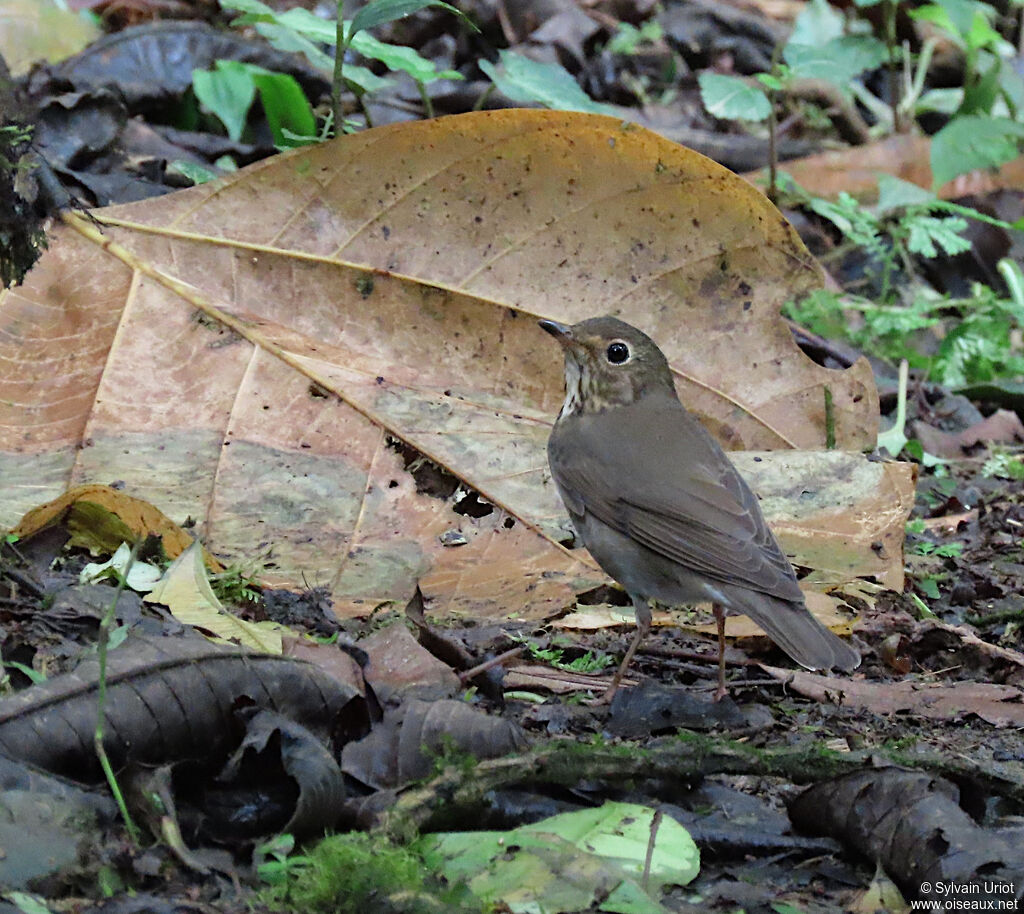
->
[259,832,486,914]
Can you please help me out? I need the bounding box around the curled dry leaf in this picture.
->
[0,635,366,783]
[789,769,1024,903]
[11,483,223,568]
[0,109,899,619]
[341,697,529,790]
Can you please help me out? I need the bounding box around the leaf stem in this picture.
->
[95,541,142,843]
[332,2,346,133]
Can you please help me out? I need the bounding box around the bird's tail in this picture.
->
[734,594,860,672]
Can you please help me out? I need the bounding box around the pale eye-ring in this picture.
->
[606,341,630,364]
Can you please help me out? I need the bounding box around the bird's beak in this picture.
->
[539,319,574,347]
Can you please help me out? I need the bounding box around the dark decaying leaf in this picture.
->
[789,769,1024,903]
[43,21,330,108]
[0,634,366,783]
[216,708,346,837]
[0,755,115,890]
[605,682,749,737]
[341,698,528,790]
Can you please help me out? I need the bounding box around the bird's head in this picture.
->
[539,316,675,417]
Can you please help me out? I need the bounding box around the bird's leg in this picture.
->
[713,603,728,701]
[600,596,652,703]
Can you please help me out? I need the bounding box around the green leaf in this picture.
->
[963,8,1007,51]
[340,63,392,94]
[5,893,54,914]
[252,21,335,71]
[999,67,1024,117]
[875,174,935,213]
[350,31,463,84]
[2,660,47,684]
[915,87,964,115]
[910,593,936,619]
[983,451,1024,480]
[904,215,971,258]
[479,51,618,115]
[219,0,276,18]
[930,115,1024,187]
[350,0,475,38]
[249,70,316,147]
[960,53,1002,116]
[806,192,883,250]
[170,160,220,185]
[789,0,845,46]
[910,4,962,43]
[273,6,338,43]
[193,59,316,147]
[698,73,771,121]
[933,542,964,558]
[784,36,887,83]
[192,60,255,141]
[417,802,699,913]
[607,22,642,55]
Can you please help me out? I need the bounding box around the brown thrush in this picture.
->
[540,316,860,701]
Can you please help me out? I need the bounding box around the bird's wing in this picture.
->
[549,396,804,603]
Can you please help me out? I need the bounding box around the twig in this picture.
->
[824,386,835,450]
[373,737,1024,837]
[458,646,525,684]
[642,808,662,891]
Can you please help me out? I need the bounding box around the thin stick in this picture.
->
[458,646,525,684]
[641,808,663,891]
[823,385,835,450]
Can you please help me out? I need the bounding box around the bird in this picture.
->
[540,315,860,702]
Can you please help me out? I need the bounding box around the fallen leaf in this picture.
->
[0,0,99,75]
[145,540,287,652]
[761,666,1024,726]
[1,110,899,619]
[11,484,223,569]
[911,409,1024,459]
[744,133,1024,200]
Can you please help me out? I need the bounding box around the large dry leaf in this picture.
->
[0,0,99,75]
[743,133,1024,200]
[0,109,895,618]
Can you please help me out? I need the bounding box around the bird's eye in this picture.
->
[606,341,630,364]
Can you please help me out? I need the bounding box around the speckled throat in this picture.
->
[559,355,584,418]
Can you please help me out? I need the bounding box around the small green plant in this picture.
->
[211,0,473,137]
[916,574,943,599]
[784,178,1024,391]
[912,540,964,558]
[699,0,1024,188]
[258,832,483,914]
[528,645,613,674]
[784,174,980,302]
[192,60,316,148]
[208,563,263,606]
[606,19,664,56]
[906,517,927,535]
[255,834,313,886]
[983,448,1024,480]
